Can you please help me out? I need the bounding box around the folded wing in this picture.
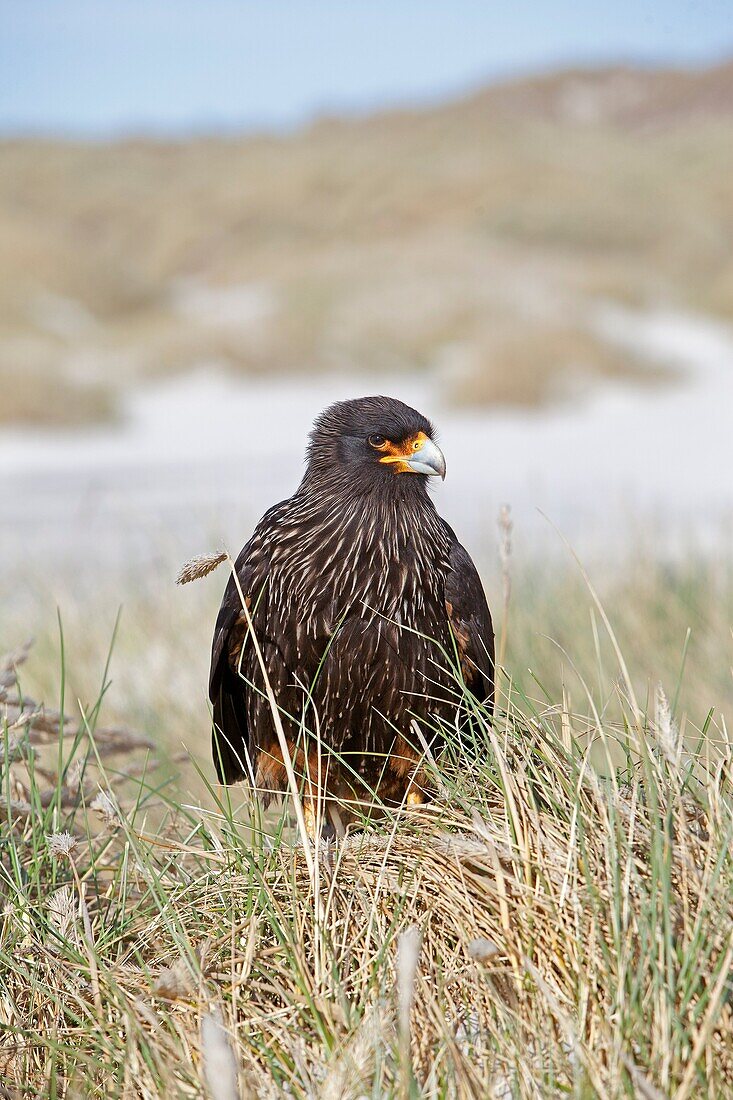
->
[444,531,495,711]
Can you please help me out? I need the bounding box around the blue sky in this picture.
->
[1,0,732,135]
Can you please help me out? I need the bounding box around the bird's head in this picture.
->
[305,396,446,489]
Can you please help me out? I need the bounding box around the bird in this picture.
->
[209,395,494,838]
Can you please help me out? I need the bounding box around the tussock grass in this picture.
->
[0,364,116,429]
[6,546,729,766]
[2,582,732,1097]
[5,84,733,424]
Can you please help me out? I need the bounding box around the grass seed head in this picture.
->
[176,551,227,586]
[201,1007,241,1100]
[90,788,121,828]
[153,959,193,1001]
[654,683,682,768]
[397,925,421,1037]
[47,885,80,948]
[468,936,500,961]
[65,759,84,795]
[46,831,78,861]
[498,503,513,568]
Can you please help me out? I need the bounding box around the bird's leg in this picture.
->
[405,759,429,806]
[303,799,318,843]
[304,798,342,842]
[405,754,432,807]
[302,748,329,843]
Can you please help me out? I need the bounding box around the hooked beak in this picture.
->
[406,437,446,480]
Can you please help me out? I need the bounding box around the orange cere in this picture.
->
[378,430,429,473]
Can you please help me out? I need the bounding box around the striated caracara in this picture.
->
[209,396,494,836]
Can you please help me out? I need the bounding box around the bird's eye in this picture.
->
[368,434,386,448]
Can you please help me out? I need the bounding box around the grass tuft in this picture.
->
[1,596,732,1097]
[1,550,730,1100]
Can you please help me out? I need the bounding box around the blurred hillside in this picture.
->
[2,60,733,426]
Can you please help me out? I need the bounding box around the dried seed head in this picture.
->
[47,885,80,946]
[201,1007,241,1100]
[47,831,78,860]
[397,925,421,1039]
[153,958,193,1000]
[0,733,22,763]
[497,503,513,605]
[0,640,32,690]
[90,789,121,828]
[654,683,681,768]
[65,759,84,795]
[176,551,227,586]
[468,936,500,961]
[321,1004,386,1100]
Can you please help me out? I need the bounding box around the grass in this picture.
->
[4,67,733,424]
[4,543,730,766]
[0,364,116,429]
[1,551,732,1097]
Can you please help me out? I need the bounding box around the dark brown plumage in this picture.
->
[209,396,494,831]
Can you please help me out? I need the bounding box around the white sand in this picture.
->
[1,306,731,577]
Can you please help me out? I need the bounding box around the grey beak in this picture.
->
[407,438,446,480]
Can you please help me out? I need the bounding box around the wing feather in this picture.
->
[444,529,495,711]
[208,501,286,784]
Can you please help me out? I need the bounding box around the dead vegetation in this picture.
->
[0,641,161,823]
[3,60,733,425]
[1,615,732,1097]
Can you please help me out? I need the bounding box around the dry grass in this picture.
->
[3,65,733,424]
[0,363,116,428]
[3,545,729,770]
[1,559,732,1097]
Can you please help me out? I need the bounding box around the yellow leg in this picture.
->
[304,801,318,843]
[406,787,424,807]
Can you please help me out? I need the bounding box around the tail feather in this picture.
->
[212,675,250,784]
